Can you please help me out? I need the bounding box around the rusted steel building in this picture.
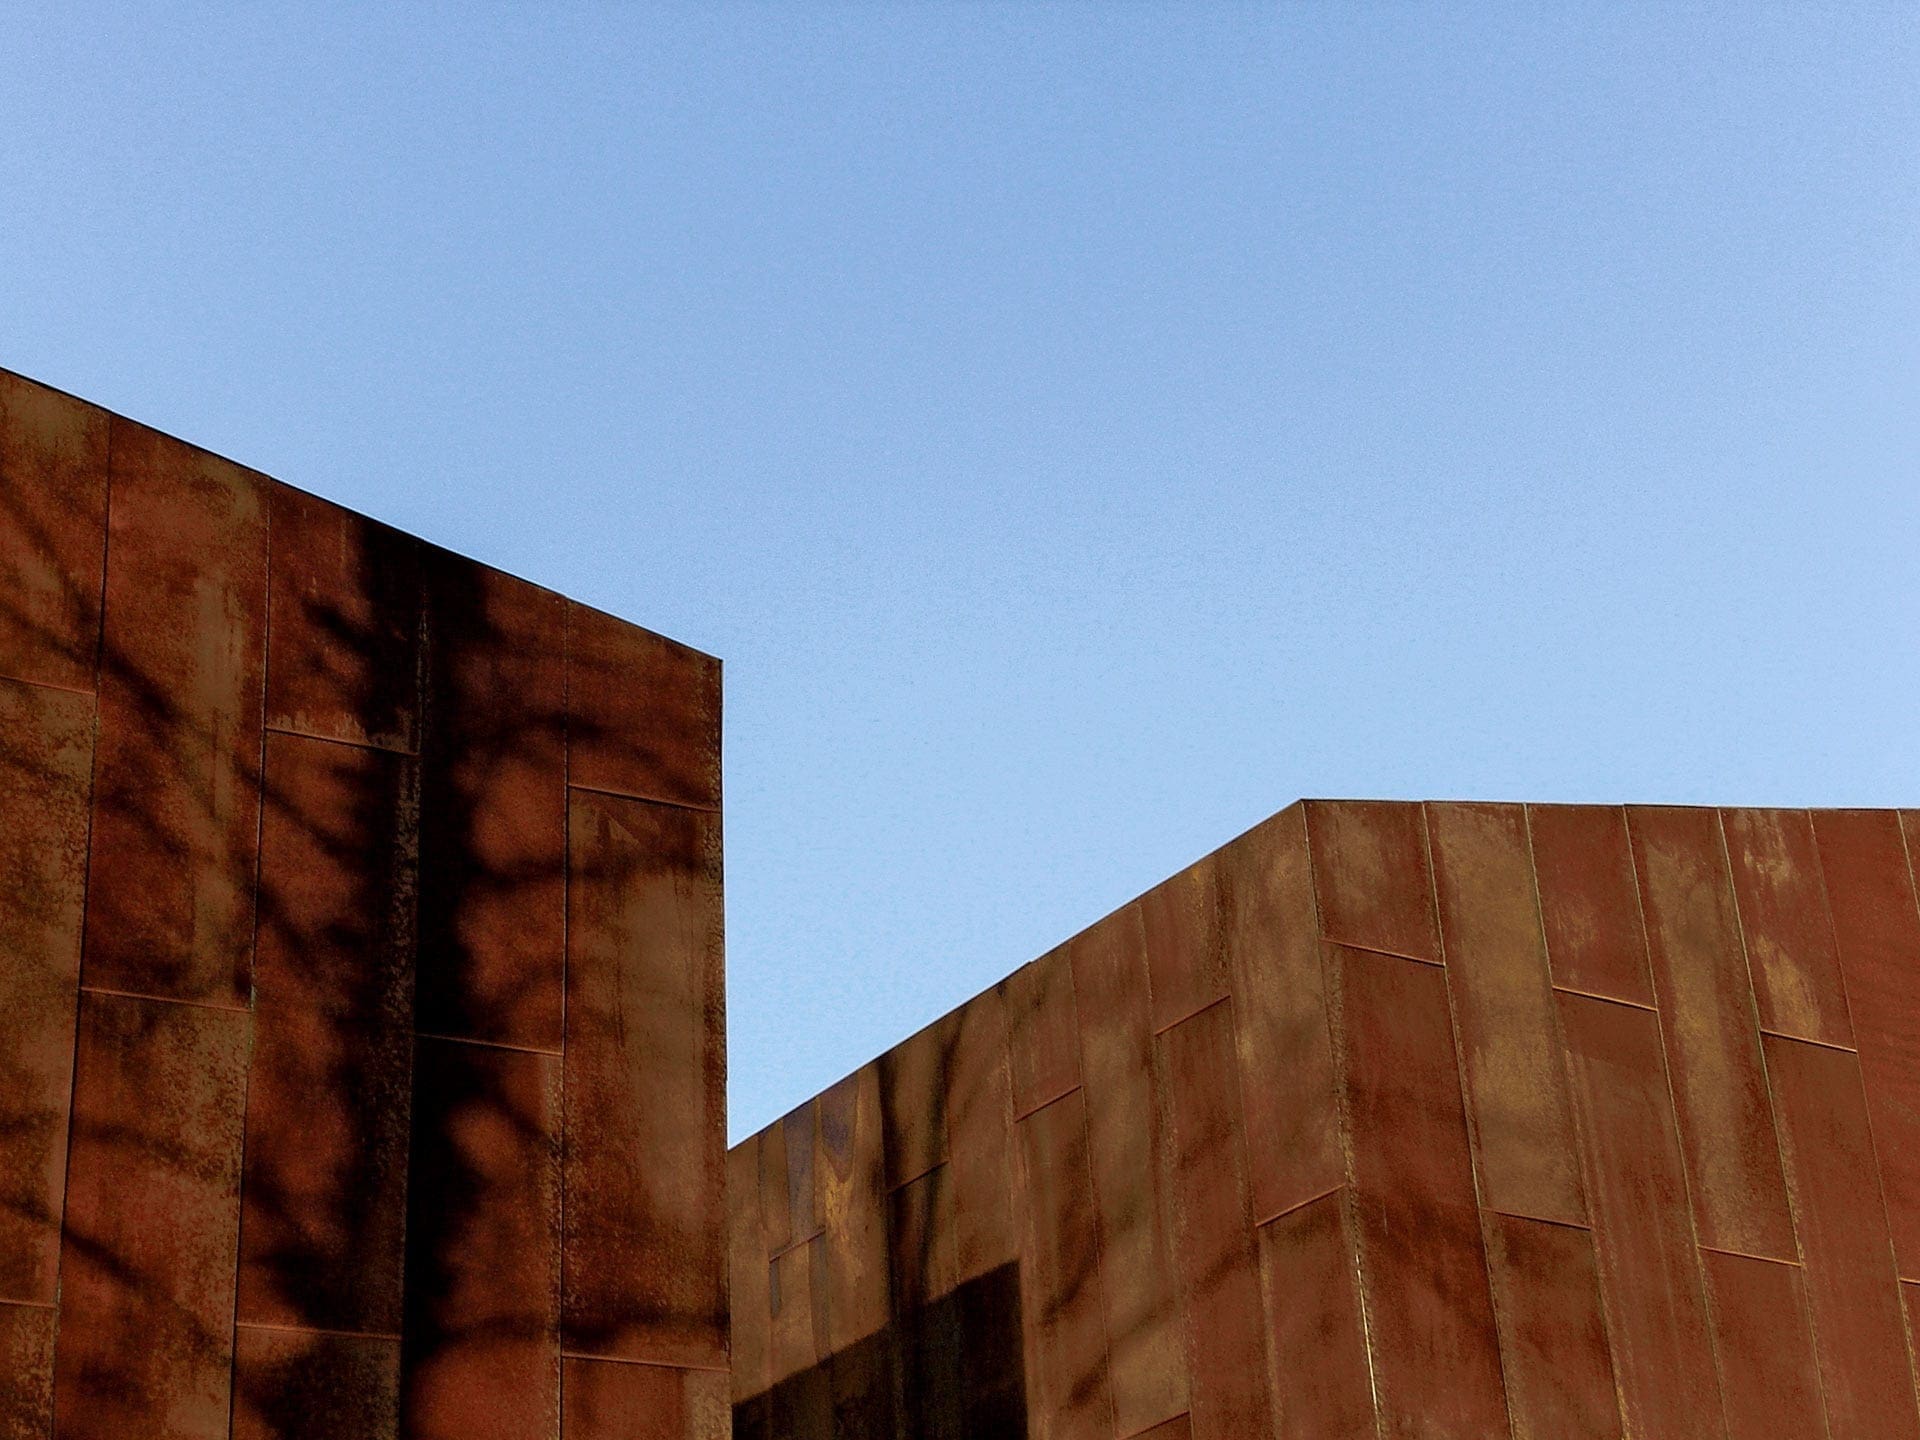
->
[0,369,727,1439]
[731,798,1920,1440]
[10,367,1920,1440]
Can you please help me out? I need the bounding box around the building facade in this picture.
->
[0,369,727,1439]
[731,799,1920,1440]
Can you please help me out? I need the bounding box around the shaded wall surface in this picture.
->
[733,798,1920,1439]
[0,368,728,1440]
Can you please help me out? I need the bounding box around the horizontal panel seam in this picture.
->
[0,669,94,698]
[79,983,249,1015]
[568,780,720,813]
[1550,983,1656,1013]
[1255,1183,1344,1229]
[765,1228,826,1264]
[1012,1084,1085,1124]
[1697,1242,1801,1267]
[1483,1207,1593,1235]
[561,1350,729,1374]
[263,722,416,757]
[416,1030,562,1058]
[0,1296,57,1312]
[1150,992,1232,1037]
[1757,1027,1857,1055]
[236,1319,400,1342]
[1317,936,1443,967]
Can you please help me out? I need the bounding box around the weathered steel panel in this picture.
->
[0,679,92,1307]
[239,732,416,1335]
[1333,943,1507,1437]
[231,1327,402,1440]
[399,1038,562,1440]
[1813,808,1920,1275]
[54,993,250,1440]
[1480,1211,1621,1440]
[1763,1031,1920,1440]
[562,1358,729,1440]
[415,553,566,1052]
[1217,805,1342,1226]
[1557,990,1724,1437]
[1528,803,1656,1004]
[1305,799,1440,961]
[1069,906,1187,1435]
[85,417,268,1007]
[1017,1090,1113,1440]
[1721,807,1852,1047]
[1156,999,1274,1440]
[566,601,719,810]
[1698,1250,1828,1440]
[1258,1192,1373,1440]
[1627,805,1795,1259]
[266,483,423,752]
[562,792,725,1368]
[1428,801,1586,1226]
[0,371,108,692]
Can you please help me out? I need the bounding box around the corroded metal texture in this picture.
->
[0,366,725,1439]
[733,799,1920,1438]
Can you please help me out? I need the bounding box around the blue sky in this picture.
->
[4,5,1915,1139]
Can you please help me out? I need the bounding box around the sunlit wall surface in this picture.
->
[0,368,727,1440]
[732,797,1920,1438]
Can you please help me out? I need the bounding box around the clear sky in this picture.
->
[4,5,1915,1140]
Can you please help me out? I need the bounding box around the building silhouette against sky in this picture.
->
[5,370,1920,1437]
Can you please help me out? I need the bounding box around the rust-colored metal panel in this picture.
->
[1332,943,1507,1437]
[1698,1250,1828,1440]
[0,678,91,1306]
[816,1067,895,1440]
[0,371,108,692]
[879,1013,953,1192]
[941,992,1027,1436]
[266,483,423,752]
[888,1167,963,1440]
[240,732,416,1335]
[946,989,1015,1278]
[416,552,566,1051]
[1005,944,1081,1119]
[1720,808,1852,1047]
[1068,905,1188,1435]
[1627,805,1795,1259]
[1427,801,1586,1226]
[1304,799,1439,961]
[1017,1091,1113,1440]
[562,792,725,1368]
[1481,1212,1621,1440]
[768,1240,832,1440]
[1556,989,1724,1437]
[85,417,267,1007]
[1812,808,1920,1276]
[1763,1031,1920,1440]
[400,1037,562,1440]
[54,992,250,1440]
[1257,1192,1373,1440]
[561,1359,729,1440]
[231,1327,402,1440]
[1156,1000,1273,1439]
[0,1300,56,1440]
[1139,852,1228,1033]
[1528,804,1655,1004]
[727,1135,772,1436]
[1217,805,1342,1226]
[566,602,719,810]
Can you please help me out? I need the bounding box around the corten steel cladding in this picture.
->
[0,368,728,1440]
[732,800,1920,1438]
